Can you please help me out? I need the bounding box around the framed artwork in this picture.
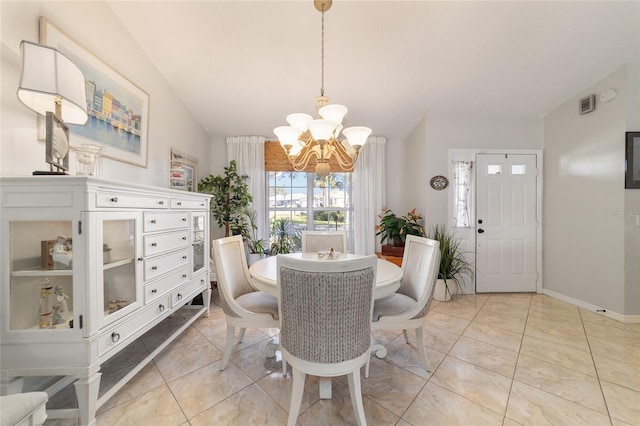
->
[625,131,640,189]
[39,18,149,168]
[170,149,198,192]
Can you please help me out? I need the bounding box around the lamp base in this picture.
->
[33,171,68,176]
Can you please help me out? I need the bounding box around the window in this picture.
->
[453,161,473,228]
[266,171,353,251]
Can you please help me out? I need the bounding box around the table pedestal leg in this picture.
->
[319,378,332,399]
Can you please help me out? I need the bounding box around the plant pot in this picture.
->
[103,251,111,264]
[432,279,452,302]
[246,252,263,267]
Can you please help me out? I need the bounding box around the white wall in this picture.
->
[544,64,639,316]
[1,1,211,185]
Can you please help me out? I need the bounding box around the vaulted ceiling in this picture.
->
[109,1,640,142]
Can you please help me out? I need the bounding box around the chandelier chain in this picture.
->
[320,7,325,97]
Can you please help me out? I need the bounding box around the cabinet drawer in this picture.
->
[143,212,189,233]
[172,276,208,307]
[171,198,208,210]
[144,231,189,257]
[98,296,170,357]
[144,248,189,281]
[96,192,169,209]
[145,266,189,304]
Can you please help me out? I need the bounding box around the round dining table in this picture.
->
[248,252,403,400]
[249,252,403,299]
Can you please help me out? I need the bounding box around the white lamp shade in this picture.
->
[308,119,337,141]
[17,41,88,124]
[286,113,313,132]
[274,126,301,147]
[342,126,372,148]
[318,104,348,124]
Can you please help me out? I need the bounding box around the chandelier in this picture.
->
[273,0,372,178]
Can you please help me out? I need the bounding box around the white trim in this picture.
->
[449,148,543,294]
[543,289,640,323]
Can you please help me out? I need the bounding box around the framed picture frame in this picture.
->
[170,149,198,192]
[39,18,150,168]
[626,132,640,189]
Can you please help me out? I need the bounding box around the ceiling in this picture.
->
[108,1,639,142]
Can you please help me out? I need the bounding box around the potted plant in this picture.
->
[198,160,252,237]
[429,224,474,301]
[269,217,300,255]
[243,208,266,265]
[102,243,112,264]
[376,207,425,256]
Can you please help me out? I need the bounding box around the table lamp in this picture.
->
[17,41,88,175]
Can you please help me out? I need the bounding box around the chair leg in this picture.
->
[402,329,410,344]
[287,368,306,426]
[219,324,235,371]
[415,327,430,372]
[238,327,246,343]
[347,369,367,426]
[282,352,287,377]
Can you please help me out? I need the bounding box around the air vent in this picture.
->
[579,95,595,115]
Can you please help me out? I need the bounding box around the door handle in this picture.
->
[478,229,485,233]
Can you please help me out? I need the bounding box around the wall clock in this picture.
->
[430,175,449,190]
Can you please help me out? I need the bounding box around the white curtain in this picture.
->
[353,136,386,255]
[453,160,473,228]
[226,136,267,242]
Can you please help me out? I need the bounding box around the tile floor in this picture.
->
[44,291,639,425]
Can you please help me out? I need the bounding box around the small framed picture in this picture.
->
[625,132,640,189]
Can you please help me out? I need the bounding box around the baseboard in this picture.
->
[542,289,640,323]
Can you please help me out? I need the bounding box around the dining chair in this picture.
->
[212,235,284,373]
[300,230,348,253]
[277,254,378,426]
[365,235,440,377]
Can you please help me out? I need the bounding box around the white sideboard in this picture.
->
[0,177,211,425]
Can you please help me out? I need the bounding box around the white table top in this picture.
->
[248,253,403,299]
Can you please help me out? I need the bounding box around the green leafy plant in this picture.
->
[244,208,266,254]
[269,217,300,255]
[198,160,252,237]
[429,224,475,297]
[102,244,111,252]
[376,207,426,246]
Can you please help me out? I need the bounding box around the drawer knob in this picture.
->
[137,257,144,261]
[177,294,183,301]
[182,217,187,222]
[110,197,118,203]
[159,200,165,205]
[151,266,158,271]
[182,274,187,278]
[182,256,187,260]
[201,279,205,284]
[151,288,157,294]
[151,242,157,247]
[177,201,182,206]
[182,237,187,240]
[200,203,204,207]
[150,219,156,224]
[159,304,165,312]
[111,332,120,343]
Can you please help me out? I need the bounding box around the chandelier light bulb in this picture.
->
[286,113,313,133]
[319,104,348,125]
[342,126,372,151]
[274,126,300,150]
[308,119,337,141]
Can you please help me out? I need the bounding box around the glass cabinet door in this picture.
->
[191,213,206,275]
[8,221,74,331]
[100,213,141,327]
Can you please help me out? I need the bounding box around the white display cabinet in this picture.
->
[0,177,211,425]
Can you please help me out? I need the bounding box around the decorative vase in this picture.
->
[392,237,404,247]
[432,279,452,302]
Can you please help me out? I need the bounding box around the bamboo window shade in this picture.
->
[264,141,354,173]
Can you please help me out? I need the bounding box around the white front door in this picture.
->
[475,153,538,292]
